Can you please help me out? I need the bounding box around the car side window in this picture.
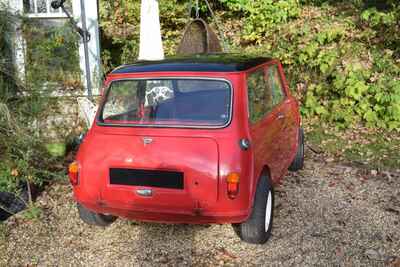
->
[247,68,273,123]
[266,64,285,106]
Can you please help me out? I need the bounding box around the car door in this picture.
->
[265,63,298,178]
[247,66,283,183]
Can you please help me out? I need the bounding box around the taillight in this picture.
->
[68,161,79,185]
[227,172,240,199]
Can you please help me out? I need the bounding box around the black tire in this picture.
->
[288,127,304,172]
[77,203,117,227]
[232,174,274,244]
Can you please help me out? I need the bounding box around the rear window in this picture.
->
[99,78,232,128]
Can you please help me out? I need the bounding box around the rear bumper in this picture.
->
[78,200,248,224]
[74,190,250,224]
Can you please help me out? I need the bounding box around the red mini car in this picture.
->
[69,54,304,244]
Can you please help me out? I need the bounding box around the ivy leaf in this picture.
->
[364,110,378,123]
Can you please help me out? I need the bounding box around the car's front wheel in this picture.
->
[77,203,117,227]
[232,174,274,244]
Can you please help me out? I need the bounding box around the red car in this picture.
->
[69,54,304,244]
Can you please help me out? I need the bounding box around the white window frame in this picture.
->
[24,0,68,18]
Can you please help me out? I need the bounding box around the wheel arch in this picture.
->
[249,164,273,209]
[260,165,272,184]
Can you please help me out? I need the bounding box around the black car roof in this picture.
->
[110,54,273,74]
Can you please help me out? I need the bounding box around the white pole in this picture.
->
[72,0,101,127]
[8,0,26,82]
[72,0,101,95]
[138,0,164,61]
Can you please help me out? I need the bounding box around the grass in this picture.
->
[305,121,400,171]
[21,204,42,221]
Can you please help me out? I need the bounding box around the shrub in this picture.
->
[22,19,81,91]
[360,4,400,56]
[221,0,300,42]
[0,5,68,196]
[0,2,18,100]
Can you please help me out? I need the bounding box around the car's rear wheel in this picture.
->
[232,174,274,244]
[77,203,117,227]
[289,127,304,172]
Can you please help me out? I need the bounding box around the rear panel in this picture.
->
[78,134,219,214]
[74,72,255,223]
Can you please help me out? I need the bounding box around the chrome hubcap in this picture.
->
[265,190,272,232]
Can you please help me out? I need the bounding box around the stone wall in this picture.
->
[39,96,89,141]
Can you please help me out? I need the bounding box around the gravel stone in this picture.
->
[1,151,399,266]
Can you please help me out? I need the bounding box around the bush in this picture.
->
[22,19,81,91]
[360,4,400,56]
[233,2,400,130]
[221,0,300,42]
[0,5,68,195]
[0,2,18,100]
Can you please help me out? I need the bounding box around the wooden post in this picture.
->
[138,0,164,61]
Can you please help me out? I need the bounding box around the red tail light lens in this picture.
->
[227,173,240,199]
[68,161,79,185]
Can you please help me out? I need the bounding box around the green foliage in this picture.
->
[221,0,300,42]
[0,2,18,100]
[0,101,62,192]
[0,6,70,195]
[298,25,400,130]
[361,8,396,26]
[360,4,400,56]
[21,204,42,221]
[22,20,81,90]
[242,2,400,131]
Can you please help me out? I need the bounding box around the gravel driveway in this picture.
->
[1,151,399,266]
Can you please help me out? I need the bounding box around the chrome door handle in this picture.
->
[276,113,285,120]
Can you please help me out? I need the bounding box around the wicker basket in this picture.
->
[177,18,222,55]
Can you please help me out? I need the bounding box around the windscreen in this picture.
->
[99,79,232,127]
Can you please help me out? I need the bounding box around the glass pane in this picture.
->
[101,79,231,127]
[247,69,273,123]
[50,0,71,13]
[177,80,229,93]
[37,0,47,13]
[267,65,285,106]
[50,1,59,13]
[64,0,73,13]
[23,0,35,13]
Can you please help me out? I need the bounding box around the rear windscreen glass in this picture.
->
[99,79,232,127]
